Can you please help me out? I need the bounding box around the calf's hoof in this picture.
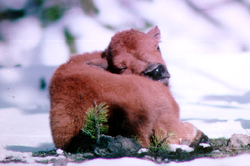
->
[190,131,213,153]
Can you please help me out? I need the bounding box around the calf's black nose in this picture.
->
[141,63,170,81]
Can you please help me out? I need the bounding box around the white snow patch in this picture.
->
[63,7,113,53]
[137,148,148,154]
[56,149,64,155]
[168,153,250,166]
[0,0,28,10]
[78,157,157,166]
[0,17,42,67]
[39,24,69,66]
[199,143,211,148]
[169,144,194,153]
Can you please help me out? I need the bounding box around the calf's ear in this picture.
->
[84,58,108,70]
[146,26,161,42]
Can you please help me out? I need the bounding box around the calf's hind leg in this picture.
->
[171,122,210,148]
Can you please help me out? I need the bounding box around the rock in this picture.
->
[82,152,94,158]
[228,134,250,147]
[94,135,141,157]
[213,138,228,147]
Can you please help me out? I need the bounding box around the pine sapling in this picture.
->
[150,130,175,152]
[82,102,109,140]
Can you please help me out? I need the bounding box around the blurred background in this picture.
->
[0,0,250,67]
[0,0,249,109]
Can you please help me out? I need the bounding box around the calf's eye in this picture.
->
[157,46,160,51]
[118,67,127,73]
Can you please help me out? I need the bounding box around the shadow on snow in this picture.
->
[6,143,55,153]
[203,91,250,104]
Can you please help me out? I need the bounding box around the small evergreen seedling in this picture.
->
[82,102,109,140]
[150,130,175,152]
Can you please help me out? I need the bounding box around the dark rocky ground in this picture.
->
[1,134,250,164]
[31,134,250,164]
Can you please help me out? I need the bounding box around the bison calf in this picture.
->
[49,26,209,152]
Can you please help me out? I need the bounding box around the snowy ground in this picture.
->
[0,50,250,165]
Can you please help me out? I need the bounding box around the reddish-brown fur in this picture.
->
[49,27,206,152]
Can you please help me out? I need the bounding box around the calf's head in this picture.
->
[104,26,170,86]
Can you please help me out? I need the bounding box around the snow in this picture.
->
[0,0,28,10]
[73,154,250,166]
[77,157,158,166]
[39,23,69,66]
[63,7,114,53]
[169,144,194,153]
[1,0,250,165]
[137,148,149,154]
[0,17,42,67]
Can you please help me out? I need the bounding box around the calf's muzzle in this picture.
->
[141,63,170,82]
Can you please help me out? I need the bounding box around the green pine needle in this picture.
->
[82,102,109,140]
[150,130,175,151]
